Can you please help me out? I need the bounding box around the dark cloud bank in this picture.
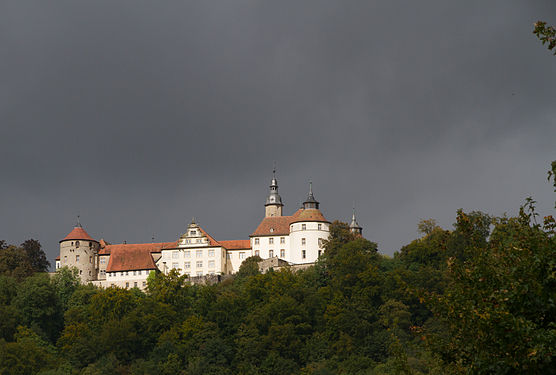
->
[1,1,555,264]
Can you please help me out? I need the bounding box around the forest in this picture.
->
[0,162,554,375]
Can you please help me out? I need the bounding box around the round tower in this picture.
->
[265,169,284,217]
[59,217,99,282]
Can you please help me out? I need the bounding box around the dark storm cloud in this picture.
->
[1,1,555,262]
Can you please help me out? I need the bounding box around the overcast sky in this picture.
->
[1,1,555,265]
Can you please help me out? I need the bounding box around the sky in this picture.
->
[1,1,555,266]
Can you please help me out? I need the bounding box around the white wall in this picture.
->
[288,221,329,264]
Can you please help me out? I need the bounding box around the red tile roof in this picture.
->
[105,242,175,272]
[220,240,251,250]
[290,208,329,224]
[100,242,175,256]
[251,216,293,236]
[198,226,221,246]
[60,226,97,243]
[250,209,328,236]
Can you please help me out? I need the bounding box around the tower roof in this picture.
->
[60,226,97,243]
[303,181,319,209]
[349,207,363,235]
[265,168,283,207]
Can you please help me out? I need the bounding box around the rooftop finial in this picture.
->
[273,161,276,178]
[191,217,196,224]
[309,180,313,195]
[76,215,82,228]
[152,234,155,243]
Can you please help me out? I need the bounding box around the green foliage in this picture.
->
[533,21,556,55]
[20,239,50,273]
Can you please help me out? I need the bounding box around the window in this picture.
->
[255,250,260,256]
[196,261,203,268]
[280,249,285,258]
[133,270,136,275]
[89,242,92,247]
[134,282,138,287]
[126,271,129,276]
[126,282,129,288]
[302,224,306,230]
[227,253,231,259]
[142,281,146,287]
[184,251,191,258]
[120,272,124,276]
[184,262,191,269]
[138,270,142,275]
[208,260,215,268]
[100,258,106,264]
[269,250,274,257]
[197,271,203,277]
[302,250,306,259]
[76,254,80,262]
[100,270,105,276]
[172,262,178,269]
[302,238,306,246]
[197,239,201,243]
[64,255,67,263]
[269,238,274,244]
[254,238,259,245]
[239,252,245,260]
[208,249,215,257]
[318,224,322,230]
[196,250,203,258]
[89,256,92,263]
[76,240,80,248]
[71,242,74,246]
[79,270,82,274]
[280,237,285,244]
[190,230,197,236]
[172,251,179,259]
[318,250,322,257]
[88,270,91,275]
[186,239,191,244]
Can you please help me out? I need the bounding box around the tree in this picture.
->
[20,239,50,273]
[0,245,34,279]
[424,205,556,374]
[533,21,556,55]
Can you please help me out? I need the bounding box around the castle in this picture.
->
[55,173,363,289]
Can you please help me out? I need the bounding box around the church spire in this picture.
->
[265,165,283,217]
[349,205,363,235]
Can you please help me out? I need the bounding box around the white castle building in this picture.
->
[55,173,363,289]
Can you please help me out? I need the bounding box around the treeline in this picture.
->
[0,167,555,374]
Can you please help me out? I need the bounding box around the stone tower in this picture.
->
[59,217,100,282]
[265,169,283,217]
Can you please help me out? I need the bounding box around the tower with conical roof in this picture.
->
[349,207,363,236]
[265,168,283,217]
[59,217,100,282]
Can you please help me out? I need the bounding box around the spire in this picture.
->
[75,215,82,228]
[265,166,283,217]
[349,205,363,235]
[303,180,319,209]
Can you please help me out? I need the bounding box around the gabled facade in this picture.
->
[56,172,361,289]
